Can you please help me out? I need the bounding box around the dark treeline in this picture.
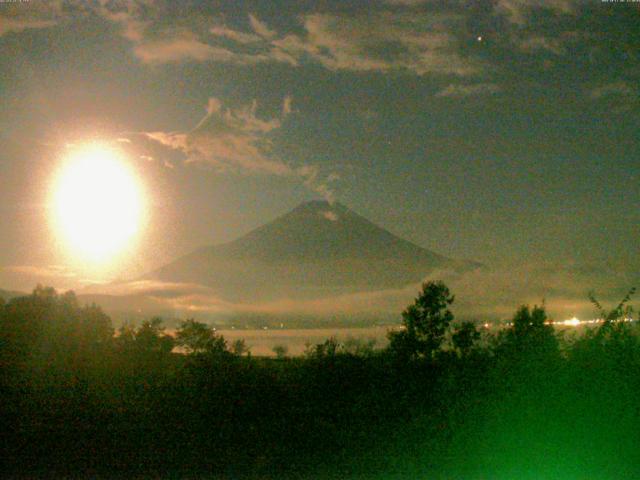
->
[1,283,639,479]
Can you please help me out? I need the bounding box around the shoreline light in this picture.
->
[562,317,581,327]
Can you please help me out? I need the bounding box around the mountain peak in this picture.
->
[149,201,480,301]
[293,199,344,211]
[298,199,334,208]
[289,199,346,222]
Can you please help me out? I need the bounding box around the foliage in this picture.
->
[494,304,559,359]
[2,284,640,479]
[305,336,340,358]
[572,288,638,360]
[115,317,174,355]
[342,336,377,357]
[137,317,175,353]
[451,321,481,357]
[588,286,636,323]
[387,280,454,361]
[175,318,228,356]
[0,285,113,368]
[272,344,288,359]
[231,338,250,356]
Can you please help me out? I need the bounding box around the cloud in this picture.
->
[98,7,147,43]
[321,210,339,222]
[249,13,277,40]
[0,1,60,37]
[81,278,408,317]
[75,256,637,323]
[495,0,576,25]
[144,98,289,175]
[132,35,259,64]
[272,12,480,76]
[589,81,637,100]
[4,265,77,279]
[210,24,262,45]
[282,95,293,116]
[296,164,337,203]
[517,36,566,55]
[84,279,216,298]
[101,8,480,76]
[587,81,639,113]
[100,5,270,65]
[435,83,500,98]
[0,17,57,36]
[141,97,337,199]
[384,0,434,5]
[98,2,583,77]
[2,265,79,284]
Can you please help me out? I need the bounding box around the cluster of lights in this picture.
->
[550,317,636,327]
[486,317,637,328]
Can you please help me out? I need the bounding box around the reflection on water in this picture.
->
[169,319,623,357]
[212,326,395,356]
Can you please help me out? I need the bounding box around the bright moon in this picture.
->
[51,143,145,263]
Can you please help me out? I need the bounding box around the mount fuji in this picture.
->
[147,200,481,302]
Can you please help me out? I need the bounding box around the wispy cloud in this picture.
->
[139,96,337,199]
[321,210,339,222]
[589,81,637,100]
[270,12,480,76]
[99,4,267,66]
[100,7,480,76]
[495,0,576,25]
[85,279,216,298]
[132,35,235,64]
[4,265,77,279]
[0,17,57,36]
[282,95,293,116]
[210,24,262,45]
[296,164,338,203]
[248,13,277,40]
[143,97,289,175]
[517,35,566,55]
[384,0,435,5]
[79,258,632,322]
[0,0,61,36]
[435,83,500,98]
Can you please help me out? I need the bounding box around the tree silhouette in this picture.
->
[306,336,340,358]
[231,338,250,356]
[0,286,114,367]
[388,281,454,361]
[343,336,377,357]
[589,287,635,324]
[575,288,637,356]
[175,318,227,355]
[272,344,288,359]
[135,317,175,354]
[496,305,558,359]
[115,321,137,352]
[452,321,480,358]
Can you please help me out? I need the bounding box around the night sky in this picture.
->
[0,0,638,318]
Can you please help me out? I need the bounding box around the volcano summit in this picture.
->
[148,201,481,302]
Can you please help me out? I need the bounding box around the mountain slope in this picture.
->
[148,200,480,301]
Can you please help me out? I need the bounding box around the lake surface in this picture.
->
[214,326,395,356]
